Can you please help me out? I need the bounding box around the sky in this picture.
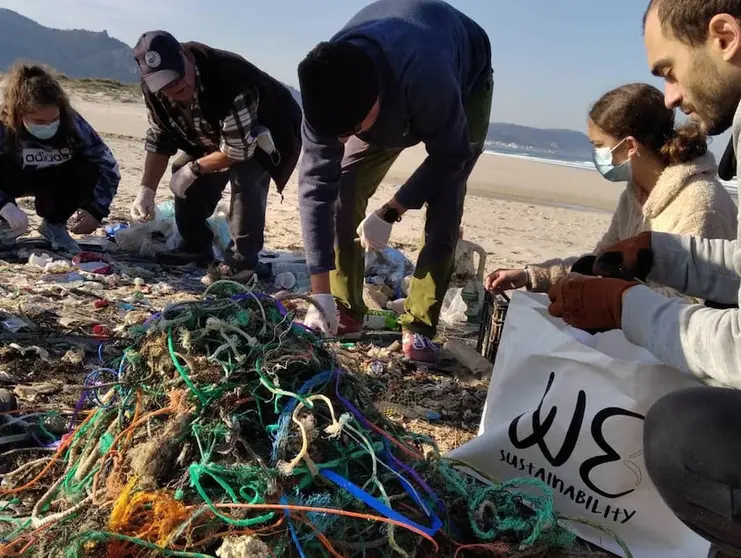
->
[0,0,733,152]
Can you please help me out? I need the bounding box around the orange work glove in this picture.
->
[547,276,639,331]
[593,231,653,281]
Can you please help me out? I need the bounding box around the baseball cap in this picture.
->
[133,31,185,92]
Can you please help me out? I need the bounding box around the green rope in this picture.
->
[0,286,626,558]
[561,516,633,558]
[167,327,207,406]
[64,531,213,557]
[188,462,275,528]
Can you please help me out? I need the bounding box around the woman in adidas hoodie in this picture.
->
[0,63,120,253]
[485,83,737,302]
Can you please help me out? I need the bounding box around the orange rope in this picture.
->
[91,450,121,505]
[0,409,98,496]
[210,503,440,552]
[100,389,186,467]
[105,407,171,453]
[294,515,346,558]
[92,390,143,505]
[364,418,424,461]
[0,517,59,556]
[174,517,286,552]
[108,484,190,546]
[122,390,143,452]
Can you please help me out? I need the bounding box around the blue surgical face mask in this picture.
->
[592,138,632,182]
[24,119,60,140]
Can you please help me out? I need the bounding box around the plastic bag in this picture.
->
[115,203,182,257]
[449,292,709,558]
[364,247,414,294]
[207,204,232,259]
[440,287,468,325]
[129,200,230,259]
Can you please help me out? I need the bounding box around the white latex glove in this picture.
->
[0,203,29,236]
[169,164,198,199]
[303,294,339,337]
[356,212,392,252]
[130,186,157,223]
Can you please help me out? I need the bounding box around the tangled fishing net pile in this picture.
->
[0,282,608,557]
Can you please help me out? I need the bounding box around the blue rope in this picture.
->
[281,496,308,558]
[270,370,334,464]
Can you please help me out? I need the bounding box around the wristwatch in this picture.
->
[378,203,402,223]
[524,265,533,290]
[189,160,203,177]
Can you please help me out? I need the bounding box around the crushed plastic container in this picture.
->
[257,251,311,293]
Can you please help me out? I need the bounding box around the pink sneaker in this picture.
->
[402,331,439,363]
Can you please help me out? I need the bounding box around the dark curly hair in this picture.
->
[0,62,77,150]
[589,83,707,165]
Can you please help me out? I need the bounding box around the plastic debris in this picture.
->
[363,309,400,330]
[1,316,29,333]
[0,388,16,412]
[274,271,296,290]
[369,360,385,374]
[440,287,468,326]
[0,285,605,558]
[364,247,414,295]
[215,535,272,558]
[443,339,493,379]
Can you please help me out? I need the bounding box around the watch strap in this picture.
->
[380,204,401,223]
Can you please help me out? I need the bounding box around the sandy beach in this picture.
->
[71,92,615,275]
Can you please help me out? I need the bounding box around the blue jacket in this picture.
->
[0,110,120,219]
[298,0,492,274]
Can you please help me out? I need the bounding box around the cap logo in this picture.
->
[144,51,161,68]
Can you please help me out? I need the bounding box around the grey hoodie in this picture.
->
[620,101,741,388]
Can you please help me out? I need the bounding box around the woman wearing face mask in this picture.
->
[0,63,120,254]
[485,83,737,299]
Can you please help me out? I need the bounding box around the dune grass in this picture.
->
[56,75,142,103]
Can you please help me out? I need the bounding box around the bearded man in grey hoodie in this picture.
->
[546,2,741,556]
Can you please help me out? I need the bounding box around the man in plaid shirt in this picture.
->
[130,31,302,285]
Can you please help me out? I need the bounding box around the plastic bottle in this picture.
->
[462,279,484,323]
[363,309,400,330]
[455,228,487,323]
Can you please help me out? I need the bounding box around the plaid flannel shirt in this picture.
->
[144,64,259,162]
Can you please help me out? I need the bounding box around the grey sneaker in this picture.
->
[200,263,255,286]
[39,221,81,254]
[0,221,21,248]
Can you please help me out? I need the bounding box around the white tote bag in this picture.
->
[448,291,710,558]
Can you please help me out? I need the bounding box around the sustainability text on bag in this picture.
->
[448,291,709,558]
